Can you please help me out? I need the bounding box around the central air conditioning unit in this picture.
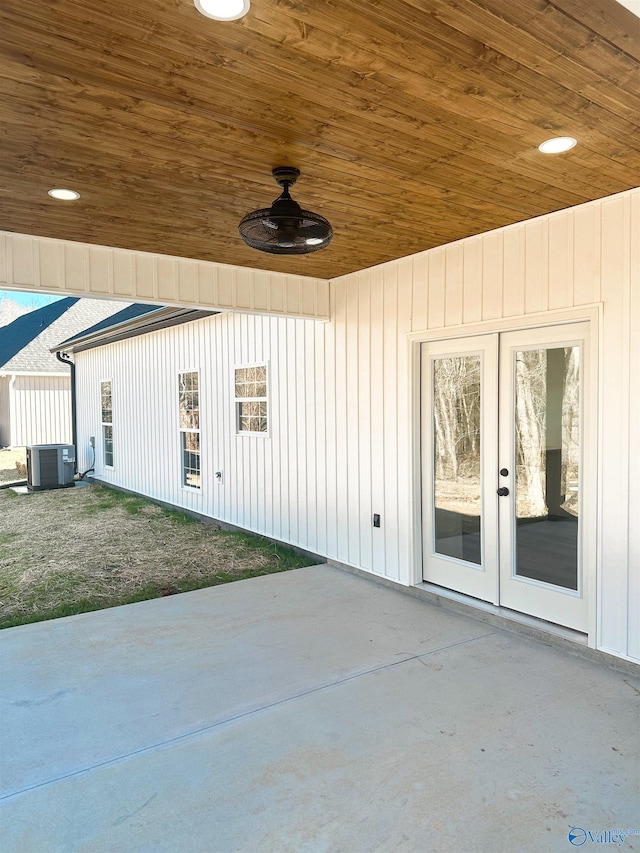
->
[26,444,76,491]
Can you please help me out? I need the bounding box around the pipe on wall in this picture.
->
[55,351,77,474]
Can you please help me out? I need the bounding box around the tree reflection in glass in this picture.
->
[433,355,482,565]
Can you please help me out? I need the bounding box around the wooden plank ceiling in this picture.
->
[1,0,639,279]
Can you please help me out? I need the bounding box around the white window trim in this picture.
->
[234,361,269,437]
[100,379,114,470]
[178,368,201,491]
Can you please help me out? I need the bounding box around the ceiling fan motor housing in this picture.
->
[239,168,333,254]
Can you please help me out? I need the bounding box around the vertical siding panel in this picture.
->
[396,257,414,583]
[197,262,217,309]
[255,318,267,534]
[427,249,446,329]
[357,270,373,571]
[411,253,428,332]
[599,196,630,656]
[267,317,281,538]
[269,272,284,314]
[217,267,235,308]
[253,272,269,313]
[524,219,549,314]
[462,237,483,324]
[89,247,112,296]
[346,276,360,566]
[157,258,176,304]
[573,205,602,306]
[64,243,88,294]
[334,281,349,560]
[11,376,72,446]
[481,231,503,320]
[12,235,35,286]
[314,320,327,557]
[113,251,135,298]
[300,280,316,317]
[444,244,464,327]
[627,191,640,662]
[135,254,156,300]
[369,266,385,574]
[286,277,301,317]
[277,318,291,542]
[304,320,318,551]
[316,280,330,319]
[39,241,62,291]
[178,260,197,306]
[216,316,229,524]
[548,211,574,310]
[295,319,308,546]
[235,269,252,311]
[324,293,337,558]
[240,318,251,529]
[383,264,399,579]
[502,228,525,318]
[285,321,299,543]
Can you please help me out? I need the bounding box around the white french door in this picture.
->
[421,322,593,633]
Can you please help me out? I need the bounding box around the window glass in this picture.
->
[235,365,268,433]
[179,371,200,488]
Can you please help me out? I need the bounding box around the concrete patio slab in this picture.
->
[1,565,638,852]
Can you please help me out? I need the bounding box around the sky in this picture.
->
[0,290,63,308]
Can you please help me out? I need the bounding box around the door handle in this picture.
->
[497,487,510,496]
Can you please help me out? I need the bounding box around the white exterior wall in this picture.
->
[0,376,10,446]
[8,375,72,447]
[75,187,639,664]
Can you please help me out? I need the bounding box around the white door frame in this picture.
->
[406,304,601,648]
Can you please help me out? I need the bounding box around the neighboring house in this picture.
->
[54,189,640,668]
[0,298,130,448]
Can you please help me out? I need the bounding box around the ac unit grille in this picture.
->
[39,449,60,487]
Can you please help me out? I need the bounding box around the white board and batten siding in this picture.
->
[74,187,639,664]
[0,232,330,321]
[12,375,72,446]
[0,374,72,447]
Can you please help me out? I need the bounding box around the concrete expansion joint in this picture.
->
[0,630,495,803]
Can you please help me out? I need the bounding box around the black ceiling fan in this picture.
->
[239,167,333,255]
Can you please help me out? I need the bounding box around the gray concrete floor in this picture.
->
[1,565,638,853]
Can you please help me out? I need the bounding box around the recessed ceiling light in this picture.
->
[194,0,250,20]
[538,137,577,154]
[48,188,80,200]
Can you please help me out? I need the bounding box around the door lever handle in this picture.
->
[497,487,510,496]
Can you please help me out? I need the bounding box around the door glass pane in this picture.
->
[514,347,579,590]
[433,355,482,565]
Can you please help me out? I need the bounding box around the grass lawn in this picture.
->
[0,484,318,629]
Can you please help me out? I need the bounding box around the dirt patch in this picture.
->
[0,448,27,484]
[0,484,317,628]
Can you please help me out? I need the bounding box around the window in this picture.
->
[235,364,268,433]
[179,371,201,488]
[101,381,113,467]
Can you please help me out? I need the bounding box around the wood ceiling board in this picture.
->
[0,0,638,279]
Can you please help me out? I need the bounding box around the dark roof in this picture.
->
[0,298,76,371]
[56,303,162,349]
[0,298,132,373]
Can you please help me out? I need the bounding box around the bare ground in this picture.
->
[0,484,316,628]
[0,448,27,484]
